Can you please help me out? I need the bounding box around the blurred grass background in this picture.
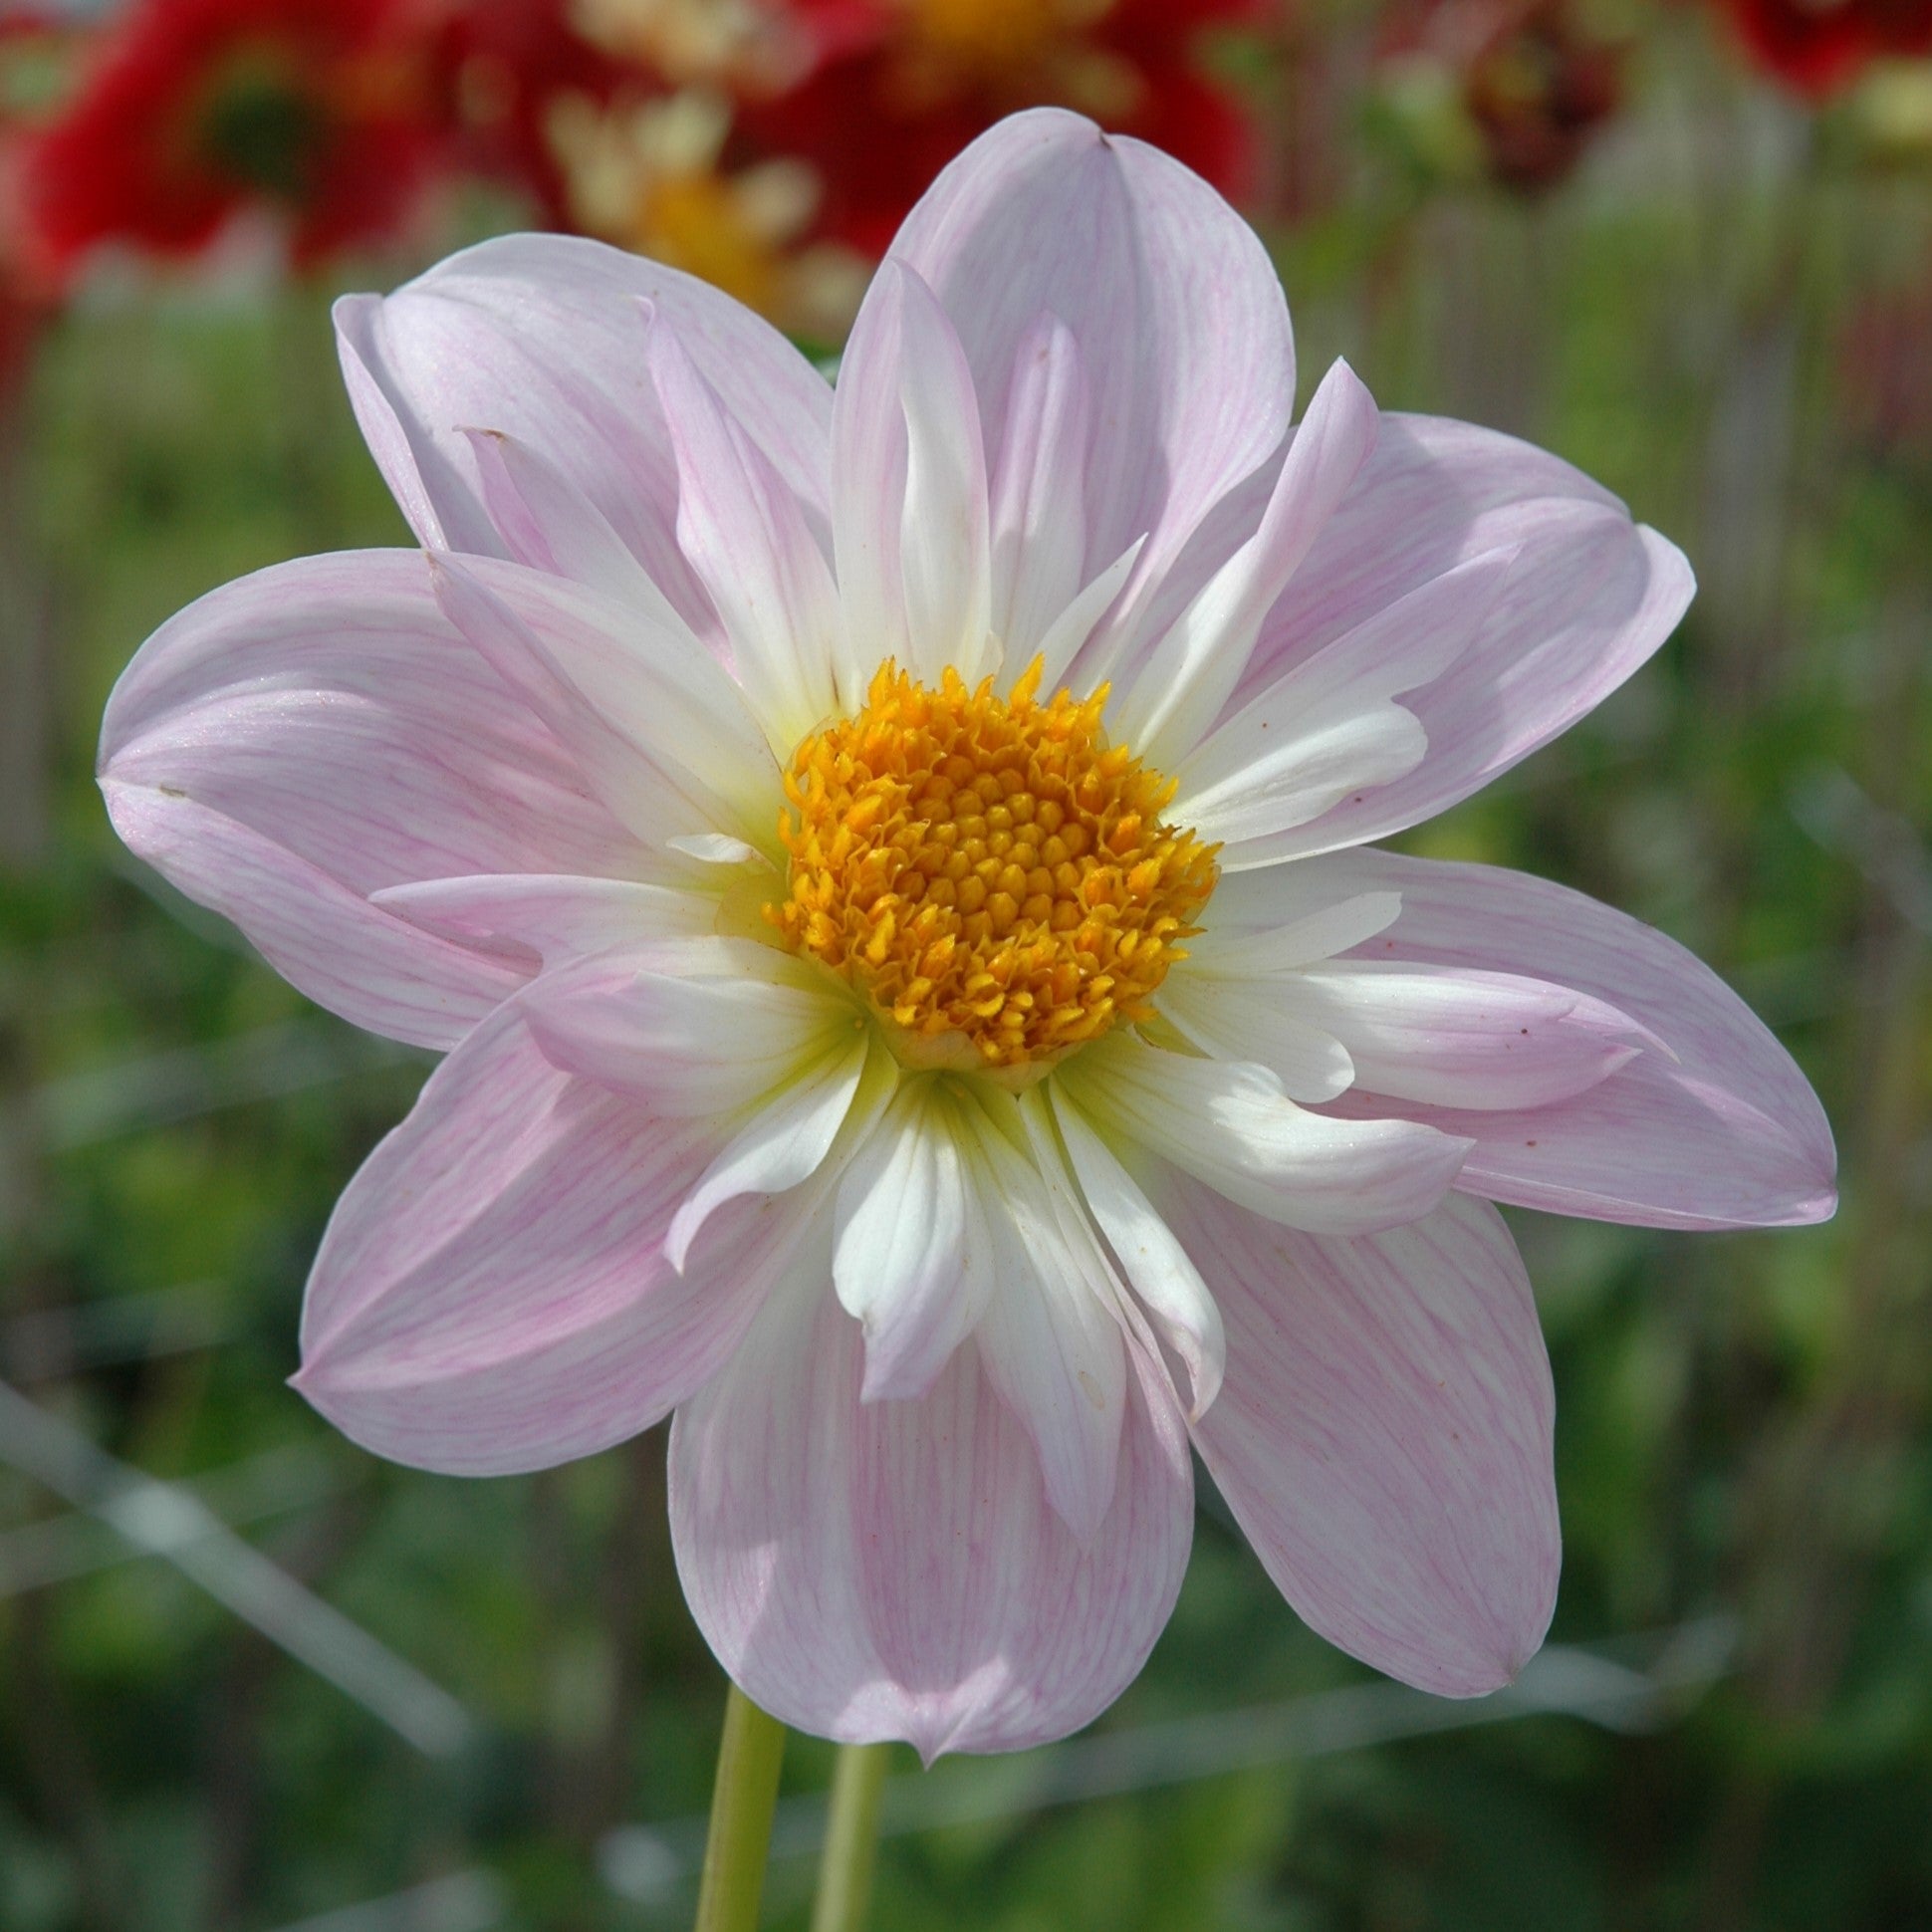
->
[2,3,1931,1928]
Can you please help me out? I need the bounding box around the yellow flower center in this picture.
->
[768,659,1218,1073]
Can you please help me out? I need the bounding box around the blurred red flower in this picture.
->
[1718,0,1932,98]
[433,0,633,224]
[1,12,74,389]
[18,0,449,271]
[735,0,1263,257]
[1381,0,1624,194]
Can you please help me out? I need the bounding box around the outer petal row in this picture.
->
[669,1253,1194,1761]
[1283,851,1838,1228]
[294,995,795,1474]
[98,550,644,1049]
[1166,1180,1561,1698]
[335,232,834,651]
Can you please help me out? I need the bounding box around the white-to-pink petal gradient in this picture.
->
[98,106,1834,1755]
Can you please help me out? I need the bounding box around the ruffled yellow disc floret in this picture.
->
[769,658,1219,1071]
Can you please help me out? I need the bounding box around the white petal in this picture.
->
[830,269,910,693]
[1157,976,1356,1102]
[963,1106,1127,1546]
[1163,1178,1560,1696]
[668,1246,1193,1759]
[834,1077,996,1402]
[667,1032,882,1272]
[1183,888,1405,973]
[1033,540,1145,696]
[1049,1087,1225,1420]
[1273,848,1837,1229]
[1060,1033,1471,1236]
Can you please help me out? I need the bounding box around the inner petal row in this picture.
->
[770,657,1219,1071]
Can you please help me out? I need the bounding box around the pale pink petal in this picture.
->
[669,1258,1193,1758]
[831,263,996,692]
[1291,850,1838,1227]
[1223,417,1694,847]
[1162,1178,1560,1696]
[646,318,843,744]
[1060,1034,1471,1236]
[1049,1088,1225,1420]
[1287,961,1651,1110]
[884,109,1296,666]
[295,995,793,1474]
[462,423,693,619]
[987,313,1090,662]
[98,550,642,1048]
[426,552,775,847]
[1174,550,1514,865]
[668,1035,882,1274]
[334,236,832,647]
[1116,360,1379,764]
[102,786,525,1051]
[894,268,994,686]
[829,265,913,685]
[520,944,848,1117]
[832,1077,994,1402]
[371,873,719,970]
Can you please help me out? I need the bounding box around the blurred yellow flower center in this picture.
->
[769,658,1218,1072]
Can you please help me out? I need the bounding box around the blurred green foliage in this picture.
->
[3,40,1931,1932]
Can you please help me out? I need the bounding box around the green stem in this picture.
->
[693,1683,788,1932]
[810,1743,891,1932]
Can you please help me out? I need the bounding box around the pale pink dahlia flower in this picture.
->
[100,109,1834,1758]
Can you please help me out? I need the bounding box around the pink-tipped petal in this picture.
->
[98,550,643,1047]
[988,314,1091,662]
[334,237,832,647]
[883,110,1295,665]
[1293,850,1838,1228]
[669,1261,1193,1758]
[1226,417,1694,847]
[1060,1034,1471,1236]
[296,995,793,1475]
[1119,359,1379,764]
[646,320,843,744]
[1164,1179,1560,1696]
